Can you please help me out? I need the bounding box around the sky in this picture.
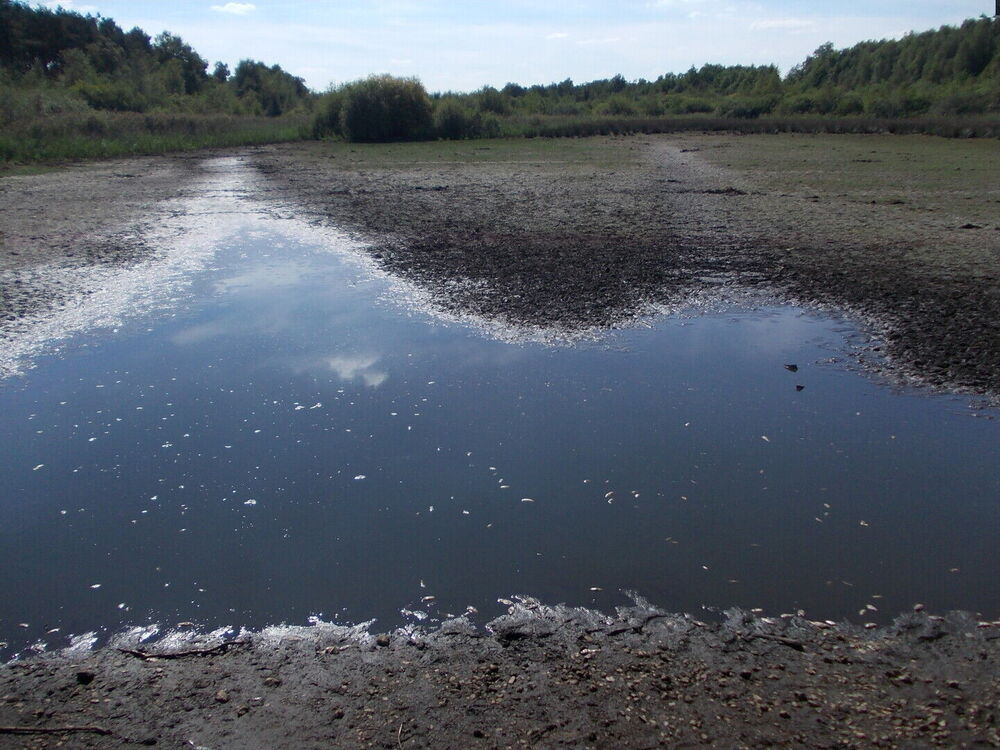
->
[40,1,993,92]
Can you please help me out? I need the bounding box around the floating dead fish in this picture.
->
[32,464,44,471]
[521,498,534,503]
[604,491,615,499]
[796,385,805,391]
[354,474,366,480]
[589,587,603,591]
[784,364,798,372]
[761,435,770,442]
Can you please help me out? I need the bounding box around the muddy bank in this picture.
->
[1,603,997,749]
[0,153,222,328]
[247,137,1000,398]
[2,136,998,395]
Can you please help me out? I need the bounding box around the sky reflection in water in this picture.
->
[0,224,997,654]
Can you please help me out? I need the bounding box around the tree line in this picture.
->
[0,0,312,121]
[2,0,997,147]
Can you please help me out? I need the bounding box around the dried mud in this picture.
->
[1,136,998,748]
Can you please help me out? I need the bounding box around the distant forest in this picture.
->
[0,0,311,118]
[1,0,998,155]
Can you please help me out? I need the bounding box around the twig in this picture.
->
[747,633,805,651]
[117,639,250,660]
[397,722,404,749]
[0,725,112,736]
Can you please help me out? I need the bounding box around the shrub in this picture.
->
[312,89,345,138]
[716,95,778,119]
[434,99,477,139]
[339,75,433,142]
[598,96,637,116]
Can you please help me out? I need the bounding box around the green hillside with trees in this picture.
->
[0,0,313,161]
[1,0,997,162]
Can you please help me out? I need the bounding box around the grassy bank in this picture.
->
[0,111,309,164]
[495,113,1000,139]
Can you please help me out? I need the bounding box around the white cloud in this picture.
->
[647,0,706,7]
[326,355,388,388]
[211,2,256,15]
[577,37,621,46]
[546,32,569,40]
[40,0,98,12]
[750,18,818,31]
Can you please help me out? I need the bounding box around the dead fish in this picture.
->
[784,364,798,372]
[795,385,805,391]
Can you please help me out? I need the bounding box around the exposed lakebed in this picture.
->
[0,158,996,657]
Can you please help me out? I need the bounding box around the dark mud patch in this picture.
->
[247,138,1000,400]
[1,603,997,749]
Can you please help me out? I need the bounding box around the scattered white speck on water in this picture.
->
[244,499,257,506]
[462,510,470,515]
[428,505,434,512]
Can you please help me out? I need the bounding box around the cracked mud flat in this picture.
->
[1,136,998,747]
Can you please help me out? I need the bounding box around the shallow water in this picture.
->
[0,159,997,655]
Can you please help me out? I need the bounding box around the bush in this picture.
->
[716,95,778,119]
[312,89,345,138]
[339,75,433,142]
[664,95,715,114]
[434,100,477,139]
[598,96,637,116]
[433,101,502,140]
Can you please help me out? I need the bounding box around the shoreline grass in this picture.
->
[496,113,1000,139]
[0,112,310,165]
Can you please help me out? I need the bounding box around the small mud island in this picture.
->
[1,135,998,748]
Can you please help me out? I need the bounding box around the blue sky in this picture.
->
[42,1,992,92]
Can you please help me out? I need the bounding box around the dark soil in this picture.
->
[1,603,997,749]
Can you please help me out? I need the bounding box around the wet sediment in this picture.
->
[1,603,997,749]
